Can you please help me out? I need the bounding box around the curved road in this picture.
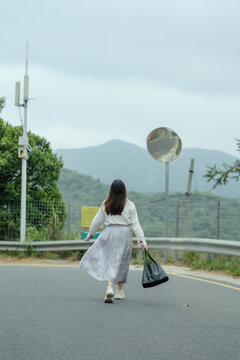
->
[0,265,239,360]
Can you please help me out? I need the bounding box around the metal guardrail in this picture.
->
[0,238,240,257]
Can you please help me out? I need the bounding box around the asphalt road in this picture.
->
[0,265,239,360]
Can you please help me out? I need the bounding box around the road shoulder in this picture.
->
[0,254,239,286]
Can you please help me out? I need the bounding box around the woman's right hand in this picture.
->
[85,234,93,241]
[140,241,147,251]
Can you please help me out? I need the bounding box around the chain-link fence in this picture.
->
[1,194,240,241]
[0,200,66,241]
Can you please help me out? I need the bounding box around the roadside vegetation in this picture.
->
[1,249,239,277]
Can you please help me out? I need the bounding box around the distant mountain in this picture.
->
[56,139,239,199]
[58,169,240,239]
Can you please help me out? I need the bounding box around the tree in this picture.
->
[0,99,65,240]
[205,139,240,188]
[0,97,5,114]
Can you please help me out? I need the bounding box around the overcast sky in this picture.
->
[0,0,240,156]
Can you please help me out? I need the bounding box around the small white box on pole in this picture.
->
[19,136,28,145]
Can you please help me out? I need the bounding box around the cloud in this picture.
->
[1,0,240,94]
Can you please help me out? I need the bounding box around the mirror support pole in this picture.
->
[164,162,169,263]
[146,127,182,265]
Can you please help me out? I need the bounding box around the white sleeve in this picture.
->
[88,203,105,235]
[130,204,146,245]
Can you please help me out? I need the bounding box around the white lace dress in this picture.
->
[79,199,146,283]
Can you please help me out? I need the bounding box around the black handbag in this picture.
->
[142,251,169,288]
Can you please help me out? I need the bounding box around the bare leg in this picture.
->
[118,281,124,290]
[107,281,112,287]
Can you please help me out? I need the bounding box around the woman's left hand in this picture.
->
[85,234,93,241]
[140,242,147,251]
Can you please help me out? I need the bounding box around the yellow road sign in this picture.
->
[81,206,103,228]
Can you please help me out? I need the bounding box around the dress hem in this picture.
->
[79,264,129,284]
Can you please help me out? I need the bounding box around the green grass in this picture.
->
[180,252,240,276]
[130,250,240,277]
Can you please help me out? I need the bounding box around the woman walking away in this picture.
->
[79,179,147,303]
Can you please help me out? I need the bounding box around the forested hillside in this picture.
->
[58,169,240,240]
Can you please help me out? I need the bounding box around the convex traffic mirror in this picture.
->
[146,127,182,163]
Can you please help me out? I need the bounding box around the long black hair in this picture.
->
[104,179,127,215]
